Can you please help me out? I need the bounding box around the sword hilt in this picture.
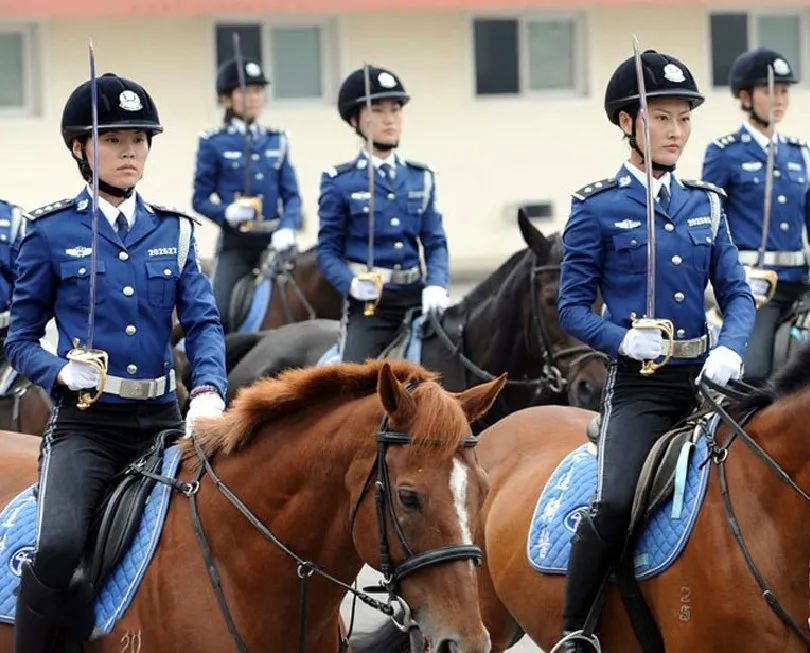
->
[67,337,109,410]
[744,266,779,310]
[358,271,384,317]
[630,314,674,376]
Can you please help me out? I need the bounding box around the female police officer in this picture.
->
[193,56,302,332]
[5,73,227,653]
[702,48,809,385]
[317,65,449,362]
[555,51,755,652]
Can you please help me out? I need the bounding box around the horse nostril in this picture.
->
[436,640,458,653]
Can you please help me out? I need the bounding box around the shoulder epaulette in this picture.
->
[405,159,435,173]
[325,161,355,178]
[146,203,200,224]
[29,198,76,220]
[198,126,224,140]
[785,135,808,148]
[711,132,740,149]
[571,178,617,201]
[264,126,286,136]
[681,179,727,198]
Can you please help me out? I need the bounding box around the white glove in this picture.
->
[185,391,225,438]
[225,203,256,226]
[619,327,663,361]
[349,277,379,301]
[698,346,743,386]
[422,285,449,316]
[270,228,296,251]
[58,360,101,391]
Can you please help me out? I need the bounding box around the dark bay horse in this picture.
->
[0,360,505,653]
[467,345,810,652]
[0,370,51,436]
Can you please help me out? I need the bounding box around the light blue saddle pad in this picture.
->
[238,276,272,333]
[527,430,711,580]
[318,315,426,365]
[0,445,182,637]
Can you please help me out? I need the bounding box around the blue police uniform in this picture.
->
[317,151,448,361]
[0,200,26,326]
[703,126,810,382]
[557,166,755,640]
[192,120,302,329]
[5,188,226,403]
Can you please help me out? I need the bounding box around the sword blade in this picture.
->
[87,40,100,350]
[758,64,776,268]
[232,33,253,199]
[633,36,656,319]
[363,63,376,272]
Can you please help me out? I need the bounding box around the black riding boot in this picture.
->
[558,514,615,653]
[14,562,68,653]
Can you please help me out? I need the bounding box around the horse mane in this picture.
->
[193,359,454,457]
[462,248,528,308]
[734,340,810,413]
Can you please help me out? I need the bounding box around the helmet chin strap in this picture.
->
[76,145,135,198]
[745,106,770,129]
[353,125,398,153]
[626,115,676,174]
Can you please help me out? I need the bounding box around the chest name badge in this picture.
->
[223,151,242,159]
[65,246,92,258]
[350,192,370,200]
[614,219,641,230]
[687,216,711,228]
[148,247,178,257]
[0,219,10,227]
[741,162,762,172]
[788,161,802,171]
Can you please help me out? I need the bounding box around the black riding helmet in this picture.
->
[605,50,703,172]
[61,73,162,197]
[337,66,410,124]
[216,57,269,96]
[728,48,797,127]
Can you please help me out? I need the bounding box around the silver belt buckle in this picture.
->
[118,380,152,400]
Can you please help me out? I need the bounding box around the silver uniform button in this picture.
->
[705,236,712,244]
[674,292,685,303]
[118,251,129,261]
[630,239,638,247]
[393,264,402,270]
[390,217,401,227]
[255,172,264,181]
[125,324,137,336]
[387,193,395,200]
[676,329,686,338]
[394,242,404,250]
[163,268,172,277]
[780,222,790,231]
[363,206,369,213]
[778,195,787,204]
[671,255,682,265]
[252,153,260,161]
[127,364,138,375]
[78,267,87,276]
[774,170,781,178]
[664,223,675,232]
[123,286,134,297]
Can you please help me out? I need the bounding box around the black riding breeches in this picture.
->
[743,280,809,385]
[212,234,270,333]
[340,284,422,363]
[591,359,700,548]
[32,394,182,589]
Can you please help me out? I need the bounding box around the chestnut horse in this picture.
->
[469,346,810,652]
[0,360,505,653]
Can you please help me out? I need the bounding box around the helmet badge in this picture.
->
[773,58,791,76]
[663,64,686,84]
[119,90,143,111]
[377,71,397,88]
[245,62,262,78]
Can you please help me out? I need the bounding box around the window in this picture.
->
[473,15,586,96]
[710,11,804,87]
[214,21,331,101]
[0,24,38,114]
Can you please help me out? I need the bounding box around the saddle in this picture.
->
[80,428,182,590]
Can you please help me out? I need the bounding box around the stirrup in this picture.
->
[67,338,108,410]
[548,630,602,653]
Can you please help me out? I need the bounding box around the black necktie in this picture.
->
[658,185,670,212]
[115,212,129,240]
[379,163,394,180]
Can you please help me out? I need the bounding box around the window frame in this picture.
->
[470,11,589,100]
[0,22,39,117]
[210,16,336,106]
[706,7,808,89]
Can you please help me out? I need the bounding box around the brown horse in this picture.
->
[470,347,810,652]
[0,360,505,653]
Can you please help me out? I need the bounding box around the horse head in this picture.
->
[350,363,506,653]
[517,209,606,410]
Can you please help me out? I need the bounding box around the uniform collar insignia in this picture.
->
[76,198,89,212]
[618,175,631,188]
[614,219,641,229]
[65,246,92,258]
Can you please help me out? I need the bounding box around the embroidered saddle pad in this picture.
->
[0,445,182,637]
[527,435,710,580]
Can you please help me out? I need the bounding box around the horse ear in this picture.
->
[518,209,551,260]
[377,363,416,419]
[455,373,508,424]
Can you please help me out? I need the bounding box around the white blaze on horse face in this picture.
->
[450,458,473,545]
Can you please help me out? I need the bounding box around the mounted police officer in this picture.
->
[193,56,302,332]
[6,73,227,653]
[317,65,449,363]
[702,47,809,385]
[0,200,25,337]
[555,51,755,652]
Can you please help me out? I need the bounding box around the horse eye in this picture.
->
[397,488,422,511]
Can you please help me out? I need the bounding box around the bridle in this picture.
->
[699,378,810,648]
[259,247,316,324]
[160,381,482,653]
